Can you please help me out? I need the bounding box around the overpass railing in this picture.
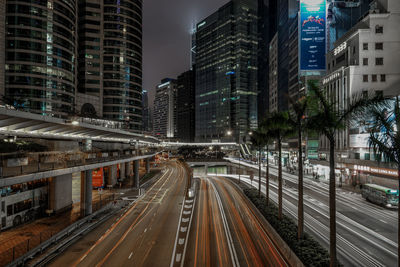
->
[0,148,158,179]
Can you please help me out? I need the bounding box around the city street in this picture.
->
[49,161,187,267]
[225,158,397,266]
[183,176,288,266]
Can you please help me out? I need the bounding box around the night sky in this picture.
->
[143,0,228,106]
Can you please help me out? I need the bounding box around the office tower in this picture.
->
[142,89,152,134]
[195,0,258,142]
[258,0,277,119]
[276,0,299,112]
[177,69,195,142]
[269,33,278,113]
[5,0,78,117]
[153,79,177,139]
[78,0,143,132]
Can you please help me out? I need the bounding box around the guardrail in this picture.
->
[5,201,118,267]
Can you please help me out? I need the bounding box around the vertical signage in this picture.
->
[300,0,326,71]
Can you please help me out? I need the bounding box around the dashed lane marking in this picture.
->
[182,218,189,223]
[178,238,185,245]
[180,227,187,232]
[176,253,182,262]
[128,252,133,259]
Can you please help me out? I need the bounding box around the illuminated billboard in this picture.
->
[300,0,326,71]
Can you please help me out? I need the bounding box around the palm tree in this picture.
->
[367,96,400,267]
[259,120,274,206]
[288,96,308,240]
[267,112,293,220]
[250,129,266,197]
[307,81,383,267]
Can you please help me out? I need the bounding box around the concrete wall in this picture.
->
[49,173,73,213]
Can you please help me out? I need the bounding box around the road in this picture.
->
[180,176,288,267]
[225,158,397,267]
[49,161,187,267]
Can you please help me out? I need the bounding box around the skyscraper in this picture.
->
[177,69,195,142]
[153,79,177,139]
[78,0,143,132]
[5,0,78,117]
[142,89,152,134]
[195,0,259,142]
[258,0,277,119]
[0,1,5,99]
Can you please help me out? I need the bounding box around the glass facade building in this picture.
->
[102,0,143,132]
[5,0,77,118]
[195,0,259,142]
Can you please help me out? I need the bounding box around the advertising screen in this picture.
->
[300,0,326,71]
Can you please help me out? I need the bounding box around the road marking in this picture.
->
[144,228,148,233]
[182,218,189,223]
[379,219,388,224]
[183,210,191,215]
[175,253,182,262]
[180,226,187,232]
[128,252,133,259]
[184,204,192,209]
[178,238,185,245]
[185,199,193,204]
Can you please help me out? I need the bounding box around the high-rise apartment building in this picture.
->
[153,79,177,139]
[269,33,278,113]
[177,69,195,142]
[4,0,78,118]
[195,0,259,142]
[77,0,143,132]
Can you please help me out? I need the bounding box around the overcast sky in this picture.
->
[143,0,228,105]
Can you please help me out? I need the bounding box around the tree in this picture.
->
[307,81,383,267]
[250,128,269,197]
[266,112,293,220]
[367,96,400,267]
[288,96,308,240]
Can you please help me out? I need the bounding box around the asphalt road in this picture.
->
[49,161,187,267]
[225,158,397,267]
[182,176,288,267]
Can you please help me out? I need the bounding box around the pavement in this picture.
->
[48,161,187,267]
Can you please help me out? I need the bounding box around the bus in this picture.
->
[361,184,399,208]
[0,183,47,230]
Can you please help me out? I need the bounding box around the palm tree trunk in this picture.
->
[298,128,304,240]
[329,137,337,267]
[258,148,262,197]
[398,164,400,267]
[266,148,269,206]
[278,139,283,220]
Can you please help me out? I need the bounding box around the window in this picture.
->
[363,75,368,82]
[365,153,370,160]
[375,43,383,50]
[355,153,360,160]
[7,205,12,216]
[376,57,384,65]
[375,25,383,34]
[363,58,368,65]
[363,43,368,50]
[381,74,386,82]
[372,74,377,82]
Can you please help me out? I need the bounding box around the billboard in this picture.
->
[300,0,326,71]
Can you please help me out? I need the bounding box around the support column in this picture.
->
[126,162,134,186]
[120,163,126,181]
[145,158,150,174]
[80,170,92,217]
[204,165,208,175]
[109,165,117,186]
[49,173,72,214]
[134,160,140,188]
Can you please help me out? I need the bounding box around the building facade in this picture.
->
[268,33,278,113]
[0,1,5,99]
[177,69,195,142]
[195,0,259,142]
[5,0,78,118]
[316,0,400,185]
[142,89,152,134]
[153,79,177,139]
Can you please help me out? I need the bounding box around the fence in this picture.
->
[0,195,115,267]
